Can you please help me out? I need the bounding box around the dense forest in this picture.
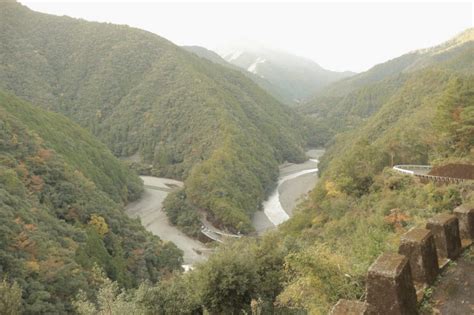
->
[0,90,182,313]
[0,1,315,233]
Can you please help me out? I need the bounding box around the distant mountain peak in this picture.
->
[247,57,266,76]
[219,45,353,104]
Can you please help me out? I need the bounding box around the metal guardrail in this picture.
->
[392,165,467,183]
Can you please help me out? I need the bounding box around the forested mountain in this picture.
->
[298,28,474,142]
[275,31,474,312]
[183,45,287,104]
[0,1,310,232]
[0,90,182,313]
[220,46,354,104]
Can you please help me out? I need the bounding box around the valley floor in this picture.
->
[126,176,209,265]
[126,149,324,264]
[252,149,324,233]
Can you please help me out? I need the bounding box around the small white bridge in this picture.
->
[392,165,467,183]
[200,225,242,243]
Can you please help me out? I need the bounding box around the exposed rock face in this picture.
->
[366,253,418,315]
[399,228,439,285]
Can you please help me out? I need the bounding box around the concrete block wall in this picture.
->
[330,204,473,315]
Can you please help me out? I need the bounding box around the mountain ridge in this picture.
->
[298,28,474,142]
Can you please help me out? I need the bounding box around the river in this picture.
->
[252,149,324,233]
[125,176,209,266]
[126,149,324,265]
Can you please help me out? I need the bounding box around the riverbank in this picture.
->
[127,149,325,261]
[252,149,325,233]
[126,176,209,265]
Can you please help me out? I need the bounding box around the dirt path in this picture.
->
[126,176,209,265]
[428,246,474,314]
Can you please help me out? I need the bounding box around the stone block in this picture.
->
[366,252,418,315]
[330,299,373,315]
[426,213,462,260]
[453,205,474,241]
[399,228,439,285]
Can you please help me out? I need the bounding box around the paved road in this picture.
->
[126,176,209,265]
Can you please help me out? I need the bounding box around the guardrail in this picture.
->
[393,165,467,184]
[330,204,474,315]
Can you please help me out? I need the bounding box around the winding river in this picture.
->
[126,149,324,265]
[252,149,324,233]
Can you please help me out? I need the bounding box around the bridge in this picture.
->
[200,225,242,243]
[392,165,467,184]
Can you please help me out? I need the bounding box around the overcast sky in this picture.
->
[19,0,473,72]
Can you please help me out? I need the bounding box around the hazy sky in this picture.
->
[19,0,473,72]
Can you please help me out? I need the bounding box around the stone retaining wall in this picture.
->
[330,204,474,315]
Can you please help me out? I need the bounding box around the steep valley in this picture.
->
[0,1,473,314]
[0,0,313,233]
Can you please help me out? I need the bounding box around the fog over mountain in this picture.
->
[219,45,354,104]
[19,1,472,72]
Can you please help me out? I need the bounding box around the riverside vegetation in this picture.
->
[0,0,473,313]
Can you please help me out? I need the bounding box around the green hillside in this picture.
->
[0,90,182,313]
[0,90,143,205]
[276,45,474,312]
[298,29,474,143]
[0,1,308,232]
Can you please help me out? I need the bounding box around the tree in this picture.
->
[0,279,22,315]
[73,266,147,315]
[88,215,109,237]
